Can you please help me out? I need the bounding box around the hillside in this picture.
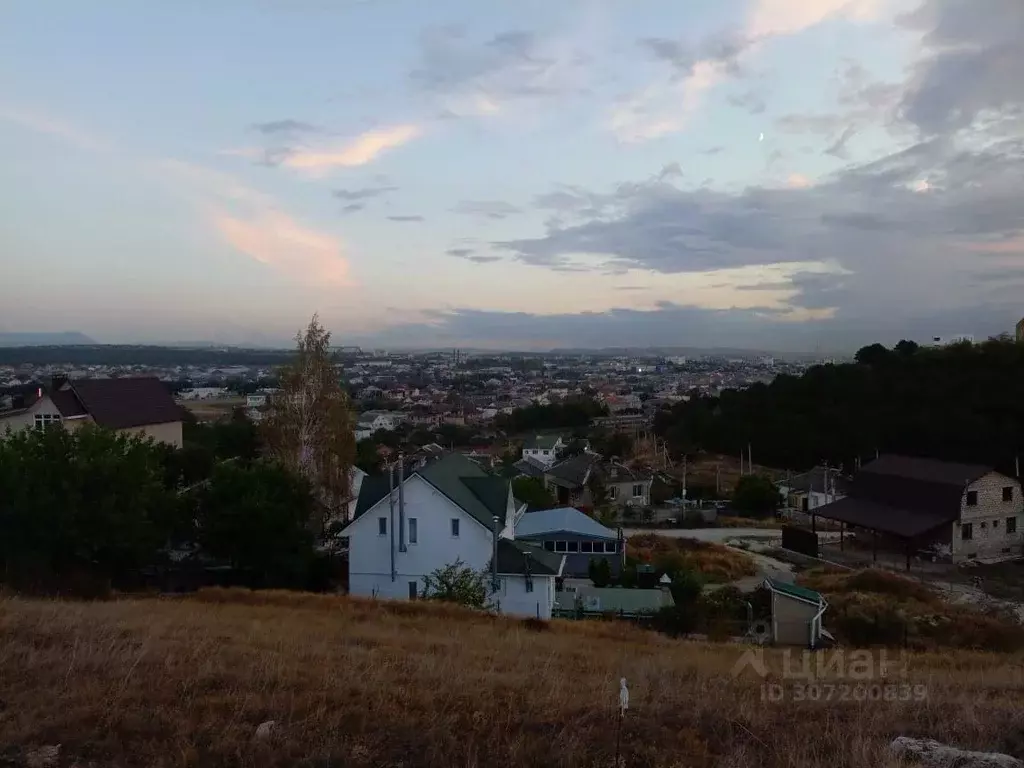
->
[2,591,1022,768]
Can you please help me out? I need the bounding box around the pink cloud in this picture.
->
[281,124,421,176]
[213,210,351,286]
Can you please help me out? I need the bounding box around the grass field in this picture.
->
[2,589,1023,767]
[180,397,246,422]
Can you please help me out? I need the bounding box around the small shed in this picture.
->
[762,578,830,648]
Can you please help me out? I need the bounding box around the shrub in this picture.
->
[588,557,612,587]
[421,560,490,609]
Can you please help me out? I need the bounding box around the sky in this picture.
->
[1,0,1023,352]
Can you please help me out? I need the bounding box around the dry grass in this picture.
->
[181,397,246,423]
[628,533,757,583]
[800,568,1024,652]
[717,516,784,529]
[2,590,1024,767]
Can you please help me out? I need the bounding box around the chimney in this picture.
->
[389,462,396,581]
[492,515,500,591]
[398,454,407,552]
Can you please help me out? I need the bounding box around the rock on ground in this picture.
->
[891,737,1023,768]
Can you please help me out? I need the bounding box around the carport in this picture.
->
[810,497,955,571]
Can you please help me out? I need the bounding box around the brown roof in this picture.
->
[859,455,992,486]
[813,497,955,538]
[69,377,183,429]
[49,388,87,417]
[813,454,998,539]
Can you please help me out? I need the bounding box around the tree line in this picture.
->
[655,337,1024,475]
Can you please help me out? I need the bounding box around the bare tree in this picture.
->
[262,315,356,532]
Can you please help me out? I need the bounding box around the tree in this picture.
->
[588,557,612,587]
[669,568,704,608]
[262,315,356,530]
[854,343,892,367]
[420,559,490,608]
[731,474,782,517]
[894,339,919,357]
[512,476,557,512]
[195,461,317,587]
[0,425,181,586]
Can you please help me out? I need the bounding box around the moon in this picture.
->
[759,132,765,142]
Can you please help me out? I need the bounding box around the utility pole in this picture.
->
[748,443,753,475]
[682,454,688,500]
[716,462,721,496]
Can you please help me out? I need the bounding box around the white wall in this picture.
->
[523,447,557,467]
[0,394,63,435]
[493,574,556,619]
[347,474,496,599]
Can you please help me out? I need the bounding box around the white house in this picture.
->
[342,453,565,618]
[521,435,565,468]
[355,410,402,441]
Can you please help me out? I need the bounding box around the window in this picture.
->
[962,523,973,541]
[580,541,593,553]
[1008,517,1018,534]
[408,581,418,600]
[542,449,550,455]
[567,541,579,552]
[543,541,555,551]
[981,521,987,530]
[34,413,61,429]
[451,518,460,537]
[993,519,1000,528]
[966,491,978,506]
[408,518,418,544]
[605,542,617,553]
[632,484,643,498]
[1004,487,1014,503]
[608,486,618,499]
[554,541,568,553]
[378,517,387,536]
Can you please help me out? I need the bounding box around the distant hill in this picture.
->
[0,332,96,347]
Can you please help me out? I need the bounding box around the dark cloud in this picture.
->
[493,130,1024,338]
[825,126,857,159]
[899,0,1024,135]
[727,89,767,115]
[639,30,749,80]
[340,203,365,215]
[451,200,522,220]
[333,185,398,201]
[702,146,725,155]
[408,26,589,110]
[387,215,425,222]
[251,119,318,135]
[446,247,502,264]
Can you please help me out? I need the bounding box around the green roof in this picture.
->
[494,539,564,576]
[765,578,823,605]
[350,454,509,531]
[418,453,509,530]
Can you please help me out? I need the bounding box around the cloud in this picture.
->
[252,119,319,135]
[0,105,109,152]
[340,203,365,215]
[387,215,424,222]
[501,129,1024,334]
[445,247,504,264]
[614,0,891,141]
[214,210,351,285]
[408,26,594,119]
[332,184,399,201]
[278,124,421,176]
[898,0,1024,136]
[451,200,522,219]
[158,160,350,287]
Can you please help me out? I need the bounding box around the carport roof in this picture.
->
[811,496,955,539]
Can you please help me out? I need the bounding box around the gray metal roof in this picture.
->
[515,507,617,540]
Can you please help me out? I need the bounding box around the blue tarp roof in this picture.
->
[515,507,617,540]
